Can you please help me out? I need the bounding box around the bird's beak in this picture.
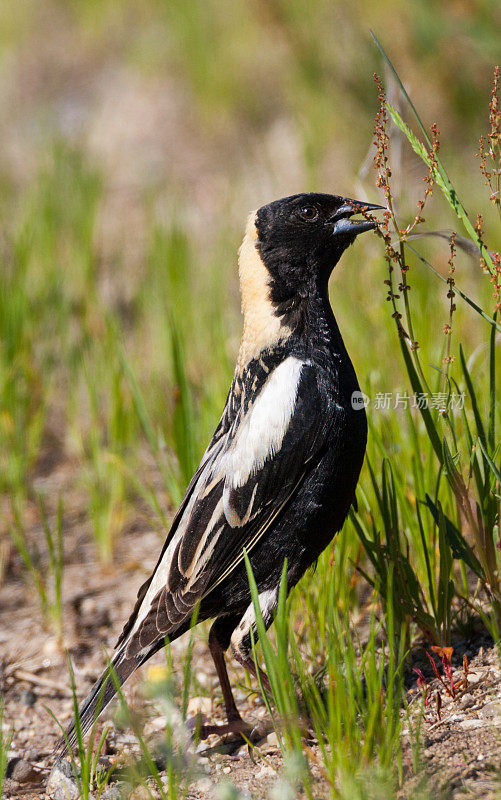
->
[329,198,384,237]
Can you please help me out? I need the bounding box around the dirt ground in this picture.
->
[1,464,501,800]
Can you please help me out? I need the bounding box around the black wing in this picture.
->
[122,358,333,657]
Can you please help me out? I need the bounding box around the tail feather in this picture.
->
[55,621,191,757]
[56,647,143,756]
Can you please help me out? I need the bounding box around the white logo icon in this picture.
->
[351,391,370,410]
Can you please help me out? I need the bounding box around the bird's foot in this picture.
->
[187,713,249,739]
[187,713,273,755]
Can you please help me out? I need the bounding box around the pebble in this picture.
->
[193,777,212,792]
[265,731,279,748]
[7,757,40,784]
[467,672,481,684]
[19,689,37,707]
[459,719,483,730]
[479,702,499,718]
[460,693,475,709]
[195,671,209,687]
[129,787,150,800]
[147,715,166,731]
[80,597,97,615]
[187,696,212,716]
[46,759,80,800]
[255,764,275,778]
[101,785,129,800]
[3,778,21,797]
[42,638,60,658]
[223,766,231,773]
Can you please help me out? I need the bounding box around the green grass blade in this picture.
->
[478,438,501,484]
[488,312,497,450]
[460,343,492,452]
[424,494,484,579]
[399,338,443,462]
[372,31,496,275]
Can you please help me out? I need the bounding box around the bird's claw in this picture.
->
[188,713,273,755]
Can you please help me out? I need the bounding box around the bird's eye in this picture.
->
[298,205,319,222]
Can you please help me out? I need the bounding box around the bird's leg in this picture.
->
[189,616,274,746]
[232,647,272,697]
[208,622,246,728]
[229,641,274,743]
[190,618,251,740]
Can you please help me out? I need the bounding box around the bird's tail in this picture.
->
[55,645,147,756]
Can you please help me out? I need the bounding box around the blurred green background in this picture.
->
[0,2,500,795]
[0,0,499,595]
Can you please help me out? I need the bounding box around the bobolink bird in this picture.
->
[60,192,381,751]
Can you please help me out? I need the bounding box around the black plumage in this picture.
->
[58,192,382,751]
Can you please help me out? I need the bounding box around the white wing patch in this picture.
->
[224,357,305,491]
[125,357,306,642]
[230,587,278,653]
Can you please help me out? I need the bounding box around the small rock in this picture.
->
[460,693,475,709]
[19,689,37,707]
[129,787,150,800]
[7,757,40,784]
[467,672,481,684]
[459,719,483,730]
[2,778,20,797]
[22,749,41,762]
[187,696,212,716]
[101,784,129,799]
[43,638,60,658]
[193,777,212,792]
[195,671,209,687]
[255,764,275,778]
[80,597,97,615]
[147,715,166,731]
[265,731,279,748]
[46,759,79,799]
[480,701,499,718]
[223,766,231,774]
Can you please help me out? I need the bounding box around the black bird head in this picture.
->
[236,192,383,365]
[255,192,383,285]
